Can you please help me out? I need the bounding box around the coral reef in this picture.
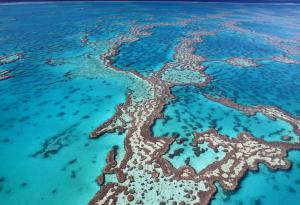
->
[87,18,300,204]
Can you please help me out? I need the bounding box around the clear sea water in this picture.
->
[0,2,300,205]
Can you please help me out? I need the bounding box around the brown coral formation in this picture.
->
[46,58,65,66]
[271,56,300,64]
[193,130,300,190]
[224,56,300,67]
[91,95,132,138]
[226,57,258,67]
[0,53,22,81]
[0,53,23,66]
[0,69,14,81]
[157,32,212,86]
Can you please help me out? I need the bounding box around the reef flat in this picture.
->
[0,2,300,205]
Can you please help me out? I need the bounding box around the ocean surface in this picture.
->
[0,1,300,205]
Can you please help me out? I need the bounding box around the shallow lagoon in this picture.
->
[153,86,299,174]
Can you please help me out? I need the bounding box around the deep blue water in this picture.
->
[202,61,300,117]
[196,31,283,59]
[113,26,181,76]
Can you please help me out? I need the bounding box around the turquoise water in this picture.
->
[1,2,300,205]
[0,72,127,205]
[0,2,130,205]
